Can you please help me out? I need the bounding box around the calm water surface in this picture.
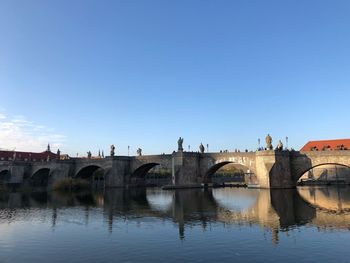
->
[1,187,350,262]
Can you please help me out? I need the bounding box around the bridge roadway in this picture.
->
[0,150,350,189]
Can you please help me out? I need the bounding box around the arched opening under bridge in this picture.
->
[0,170,10,185]
[297,163,350,186]
[75,165,105,189]
[204,162,251,185]
[30,168,50,188]
[131,163,171,187]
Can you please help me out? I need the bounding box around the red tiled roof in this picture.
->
[0,150,58,161]
[300,139,350,151]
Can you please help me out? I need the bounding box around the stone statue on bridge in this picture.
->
[199,143,205,153]
[137,148,142,156]
[265,134,273,150]
[178,137,184,151]
[110,145,115,157]
[87,151,92,159]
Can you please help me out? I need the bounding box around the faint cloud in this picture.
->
[0,112,66,152]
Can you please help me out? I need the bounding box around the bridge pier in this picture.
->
[171,152,201,186]
[107,158,129,187]
[8,165,27,185]
[255,151,295,188]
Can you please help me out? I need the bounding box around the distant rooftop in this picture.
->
[0,144,67,161]
[0,149,58,161]
[300,139,350,151]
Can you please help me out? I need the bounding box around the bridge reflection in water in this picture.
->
[0,187,350,243]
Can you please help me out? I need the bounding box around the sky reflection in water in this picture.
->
[0,187,350,262]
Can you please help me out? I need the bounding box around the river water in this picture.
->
[1,186,350,262]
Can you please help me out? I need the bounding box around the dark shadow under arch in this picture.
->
[204,161,249,184]
[205,161,233,179]
[132,163,160,179]
[75,165,105,188]
[130,163,160,187]
[75,165,104,179]
[0,170,10,185]
[30,168,50,187]
[296,163,350,182]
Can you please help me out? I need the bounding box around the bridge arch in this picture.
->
[204,161,249,184]
[205,161,233,178]
[0,169,10,185]
[296,162,350,182]
[130,163,160,186]
[75,165,104,178]
[75,165,105,188]
[30,168,51,187]
[132,163,160,178]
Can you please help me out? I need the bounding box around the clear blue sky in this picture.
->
[1,0,350,156]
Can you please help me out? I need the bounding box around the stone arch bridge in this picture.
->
[0,150,350,188]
